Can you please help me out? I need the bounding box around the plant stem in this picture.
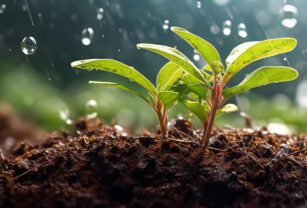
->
[156,99,168,138]
[202,77,223,150]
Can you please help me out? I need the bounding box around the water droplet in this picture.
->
[213,0,230,6]
[59,109,73,125]
[21,36,37,55]
[196,1,202,8]
[222,20,232,36]
[85,99,98,119]
[0,4,6,14]
[114,124,123,131]
[296,81,307,108]
[163,19,169,30]
[237,23,248,38]
[81,27,94,46]
[97,8,104,20]
[210,24,219,34]
[193,50,200,61]
[280,4,298,29]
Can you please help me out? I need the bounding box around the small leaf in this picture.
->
[71,59,157,96]
[136,43,207,85]
[188,84,211,98]
[156,62,184,92]
[216,104,238,116]
[158,91,179,108]
[89,81,151,104]
[223,66,298,99]
[182,100,209,124]
[171,26,221,70]
[224,38,297,83]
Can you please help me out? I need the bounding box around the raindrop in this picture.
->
[0,4,6,14]
[193,50,200,61]
[85,99,98,119]
[59,109,73,125]
[114,124,123,131]
[237,23,248,38]
[196,1,202,8]
[81,27,94,46]
[213,0,230,6]
[280,4,298,28]
[210,24,219,34]
[296,81,307,108]
[163,19,169,30]
[21,36,37,55]
[222,20,232,36]
[97,8,104,20]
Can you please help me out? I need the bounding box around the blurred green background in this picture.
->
[0,0,306,133]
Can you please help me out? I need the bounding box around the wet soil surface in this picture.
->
[0,116,306,208]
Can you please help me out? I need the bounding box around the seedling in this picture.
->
[71,59,184,138]
[137,26,298,150]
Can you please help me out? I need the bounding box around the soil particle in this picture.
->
[0,117,306,208]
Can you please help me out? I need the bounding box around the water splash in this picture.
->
[280,4,298,29]
[222,20,232,36]
[59,109,73,125]
[81,27,94,46]
[21,36,37,55]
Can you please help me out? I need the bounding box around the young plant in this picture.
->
[137,26,298,150]
[71,59,184,138]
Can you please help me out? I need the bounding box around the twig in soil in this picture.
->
[14,169,33,180]
[172,127,196,141]
[238,148,264,169]
[167,136,201,147]
[235,129,246,152]
[287,148,307,156]
[247,135,255,147]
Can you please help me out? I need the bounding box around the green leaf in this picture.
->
[224,38,297,83]
[171,26,221,70]
[182,100,209,124]
[216,104,238,116]
[89,81,150,103]
[136,43,207,85]
[223,66,298,99]
[158,91,179,108]
[71,59,157,96]
[156,62,184,92]
[188,84,211,98]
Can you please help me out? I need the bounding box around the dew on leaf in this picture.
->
[21,36,37,55]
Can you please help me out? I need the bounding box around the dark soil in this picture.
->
[0,114,306,208]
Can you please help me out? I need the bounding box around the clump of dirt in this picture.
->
[0,117,306,208]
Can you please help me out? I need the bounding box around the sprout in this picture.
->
[71,59,184,138]
[137,26,298,150]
